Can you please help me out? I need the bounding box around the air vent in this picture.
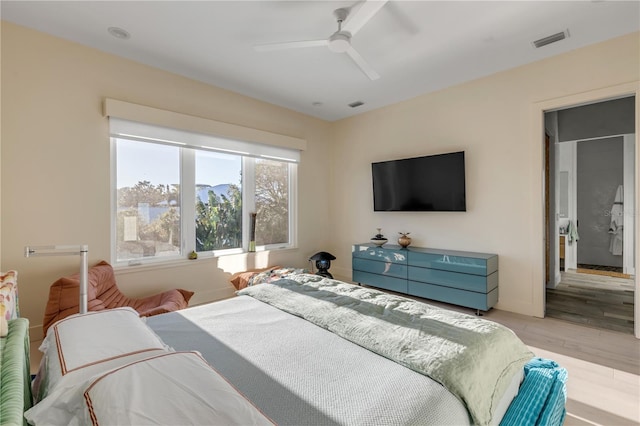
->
[107,26,131,40]
[532,30,569,48]
[348,101,364,108]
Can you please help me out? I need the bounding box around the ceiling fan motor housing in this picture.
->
[328,31,351,53]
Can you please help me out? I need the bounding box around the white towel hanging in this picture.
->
[609,185,623,255]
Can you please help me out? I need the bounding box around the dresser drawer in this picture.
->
[353,270,408,293]
[408,267,498,292]
[352,245,408,265]
[408,281,498,311]
[353,258,407,280]
[408,251,497,276]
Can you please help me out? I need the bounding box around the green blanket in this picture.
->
[0,318,32,426]
[238,274,533,425]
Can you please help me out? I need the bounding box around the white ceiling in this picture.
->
[2,1,639,121]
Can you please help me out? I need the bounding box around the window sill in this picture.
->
[113,247,299,275]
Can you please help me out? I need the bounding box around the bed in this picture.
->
[21,272,568,425]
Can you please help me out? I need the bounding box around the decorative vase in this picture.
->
[398,232,412,248]
[249,213,257,252]
[370,228,388,246]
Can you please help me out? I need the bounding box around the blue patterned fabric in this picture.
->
[500,357,567,426]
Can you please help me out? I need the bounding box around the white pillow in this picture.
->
[33,307,170,401]
[25,351,274,426]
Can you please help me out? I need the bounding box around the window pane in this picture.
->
[115,139,181,261]
[195,150,242,251]
[255,159,289,246]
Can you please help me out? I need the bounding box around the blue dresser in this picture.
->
[352,243,498,314]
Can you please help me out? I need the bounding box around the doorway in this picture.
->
[576,137,624,273]
[544,96,636,335]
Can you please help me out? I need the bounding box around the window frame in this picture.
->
[110,136,298,268]
[247,157,298,252]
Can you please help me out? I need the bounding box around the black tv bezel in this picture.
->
[372,151,466,212]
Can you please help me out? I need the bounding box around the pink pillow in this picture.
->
[229,266,282,290]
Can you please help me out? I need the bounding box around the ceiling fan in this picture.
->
[254,1,388,81]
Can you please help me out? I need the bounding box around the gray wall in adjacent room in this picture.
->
[558,96,635,142]
[576,137,623,267]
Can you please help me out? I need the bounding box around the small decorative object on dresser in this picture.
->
[398,232,412,248]
[370,228,388,246]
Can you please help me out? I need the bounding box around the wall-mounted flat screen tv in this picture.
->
[372,151,466,212]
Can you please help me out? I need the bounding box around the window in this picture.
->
[115,140,181,261]
[110,118,298,266]
[255,159,290,246]
[194,150,243,252]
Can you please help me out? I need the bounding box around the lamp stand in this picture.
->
[25,245,89,314]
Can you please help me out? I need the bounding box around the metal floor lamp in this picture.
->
[25,245,89,314]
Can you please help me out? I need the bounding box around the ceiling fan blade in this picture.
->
[254,39,328,52]
[342,0,388,36]
[346,46,380,81]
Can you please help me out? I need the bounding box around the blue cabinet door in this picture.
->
[408,281,498,311]
[352,244,408,265]
[408,267,498,292]
[353,270,408,293]
[353,258,407,280]
[408,250,497,276]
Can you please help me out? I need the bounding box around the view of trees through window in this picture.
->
[194,150,243,252]
[116,181,182,259]
[255,159,289,246]
[115,139,291,262]
[195,183,242,251]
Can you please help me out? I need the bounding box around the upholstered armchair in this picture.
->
[42,261,193,336]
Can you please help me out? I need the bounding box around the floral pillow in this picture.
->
[248,267,308,287]
[1,270,19,337]
[229,266,282,290]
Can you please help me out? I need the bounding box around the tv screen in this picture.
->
[372,151,466,212]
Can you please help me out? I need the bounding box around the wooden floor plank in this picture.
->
[546,271,635,335]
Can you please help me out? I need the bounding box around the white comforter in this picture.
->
[148,295,476,425]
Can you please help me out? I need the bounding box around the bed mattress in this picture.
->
[147,295,472,426]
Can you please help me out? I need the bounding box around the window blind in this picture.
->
[103,98,305,163]
[110,118,300,163]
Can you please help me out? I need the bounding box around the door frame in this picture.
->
[557,135,635,275]
[530,81,640,339]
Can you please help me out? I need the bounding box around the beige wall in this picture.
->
[2,20,638,338]
[329,32,639,316]
[0,22,333,338]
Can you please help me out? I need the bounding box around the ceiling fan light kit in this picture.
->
[254,0,388,81]
[328,32,351,53]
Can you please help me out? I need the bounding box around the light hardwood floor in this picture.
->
[546,270,635,335]
[30,295,640,425]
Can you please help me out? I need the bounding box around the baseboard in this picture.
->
[332,266,353,283]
